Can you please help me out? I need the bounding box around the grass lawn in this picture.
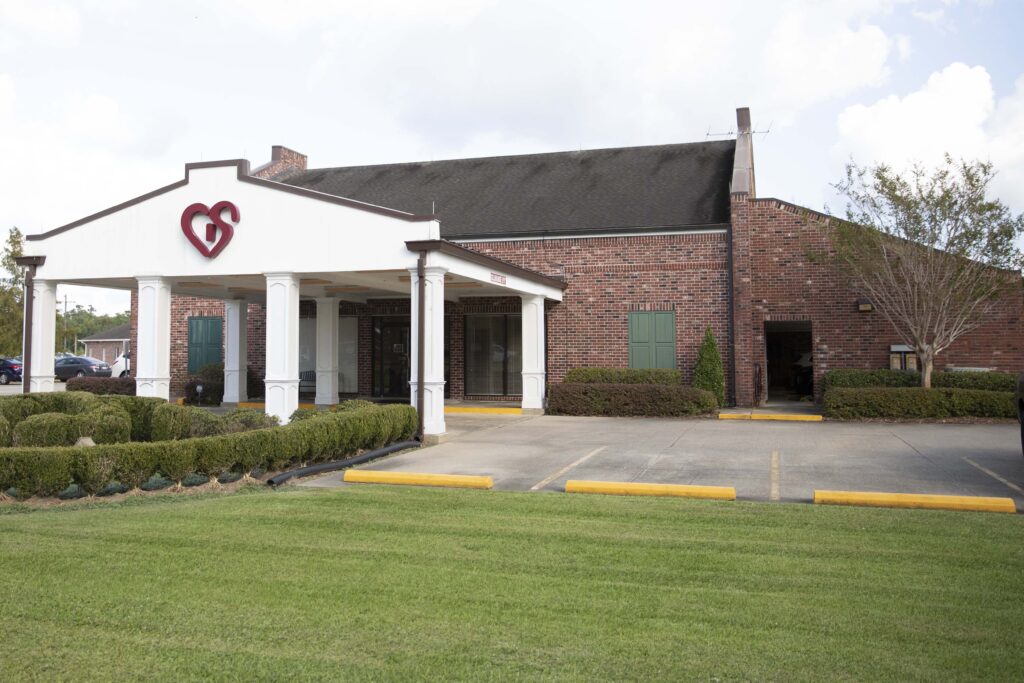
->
[1,486,1023,681]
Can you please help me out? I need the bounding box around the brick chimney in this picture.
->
[730,107,756,197]
[251,145,308,181]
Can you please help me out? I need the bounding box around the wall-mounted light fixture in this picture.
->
[856,298,874,312]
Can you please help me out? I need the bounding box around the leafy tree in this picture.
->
[693,326,725,407]
[832,157,1024,388]
[56,304,129,354]
[0,227,24,357]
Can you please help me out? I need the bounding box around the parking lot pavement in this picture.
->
[0,382,65,396]
[304,414,1024,505]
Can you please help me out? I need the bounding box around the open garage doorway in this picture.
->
[764,320,813,402]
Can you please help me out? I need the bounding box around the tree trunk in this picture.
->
[918,346,934,388]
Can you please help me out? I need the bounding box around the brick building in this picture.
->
[21,107,1024,436]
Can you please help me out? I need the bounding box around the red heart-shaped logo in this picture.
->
[180,201,238,258]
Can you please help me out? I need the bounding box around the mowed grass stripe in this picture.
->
[1,486,1023,681]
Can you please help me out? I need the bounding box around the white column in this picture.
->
[28,279,57,392]
[135,276,172,399]
[223,300,248,405]
[409,265,447,438]
[264,273,300,423]
[315,297,339,406]
[521,294,546,413]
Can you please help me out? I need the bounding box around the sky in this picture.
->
[1,0,1022,314]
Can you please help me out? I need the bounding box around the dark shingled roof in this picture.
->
[281,140,735,239]
[81,323,130,341]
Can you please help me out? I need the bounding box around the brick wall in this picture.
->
[731,195,1024,405]
[463,233,733,388]
[82,340,125,365]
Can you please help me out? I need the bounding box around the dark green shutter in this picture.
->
[187,317,223,373]
[628,311,675,369]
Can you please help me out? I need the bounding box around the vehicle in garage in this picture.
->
[54,356,112,381]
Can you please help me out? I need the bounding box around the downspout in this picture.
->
[14,256,45,392]
[416,251,426,441]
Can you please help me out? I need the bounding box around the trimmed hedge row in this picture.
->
[823,387,1015,420]
[562,368,682,385]
[65,376,136,395]
[0,392,166,445]
[11,407,131,447]
[823,368,1015,392]
[548,383,716,417]
[0,403,418,498]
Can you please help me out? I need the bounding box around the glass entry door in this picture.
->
[372,317,410,398]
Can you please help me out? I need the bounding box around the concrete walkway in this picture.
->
[301,413,1024,505]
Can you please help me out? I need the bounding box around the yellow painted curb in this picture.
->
[565,480,736,500]
[344,470,494,489]
[814,490,1016,513]
[718,413,823,422]
[751,413,823,422]
[445,406,523,415]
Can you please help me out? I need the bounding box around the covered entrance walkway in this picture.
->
[16,159,565,440]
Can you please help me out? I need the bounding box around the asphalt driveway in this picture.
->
[306,414,1024,505]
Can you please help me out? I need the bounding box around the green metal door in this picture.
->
[187,316,223,374]
[628,311,675,369]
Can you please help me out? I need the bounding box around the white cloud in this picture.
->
[0,0,80,50]
[833,62,1024,208]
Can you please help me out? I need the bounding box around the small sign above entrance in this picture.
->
[180,201,239,258]
[490,272,506,285]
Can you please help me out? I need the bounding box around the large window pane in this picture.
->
[505,315,522,395]
[465,314,522,396]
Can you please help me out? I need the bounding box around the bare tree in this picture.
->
[832,156,1024,388]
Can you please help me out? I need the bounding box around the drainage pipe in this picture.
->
[266,440,421,487]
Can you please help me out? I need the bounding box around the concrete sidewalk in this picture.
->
[302,414,1024,505]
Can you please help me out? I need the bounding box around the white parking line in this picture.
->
[963,456,1024,497]
[530,447,607,491]
[770,450,781,501]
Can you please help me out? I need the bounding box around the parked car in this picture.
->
[1017,372,1024,456]
[110,351,131,378]
[54,356,112,381]
[0,358,22,385]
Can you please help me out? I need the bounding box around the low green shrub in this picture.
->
[289,408,318,422]
[13,413,81,447]
[0,402,419,497]
[692,327,725,407]
[333,399,377,412]
[95,395,165,442]
[548,383,716,417]
[187,409,226,438]
[74,447,119,495]
[151,403,194,441]
[823,368,1016,392]
[0,447,74,497]
[223,408,278,432]
[183,377,224,406]
[65,376,136,395]
[0,414,9,448]
[562,368,682,385]
[933,371,1016,392]
[81,406,132,444]
[823,387,1015,420]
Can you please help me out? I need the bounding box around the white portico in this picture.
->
[19,159,565,439]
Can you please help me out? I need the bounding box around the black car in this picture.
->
[54,356,112,381]
[0,358,22,385]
